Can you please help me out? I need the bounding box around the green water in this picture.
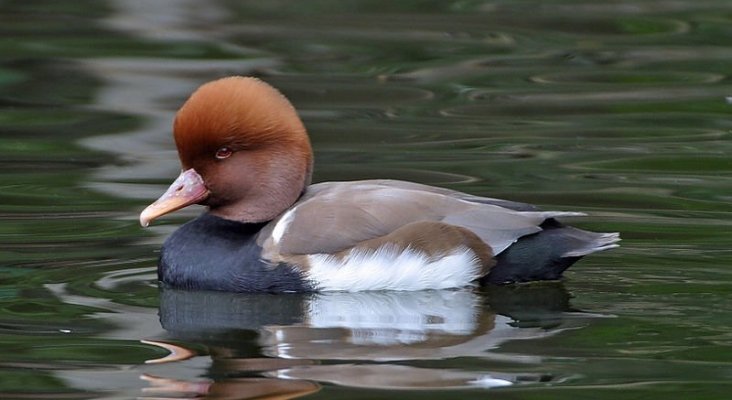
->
[1,0,731,398]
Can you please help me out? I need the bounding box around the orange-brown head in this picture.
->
[140,77,313,226]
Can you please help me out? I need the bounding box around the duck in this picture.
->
[140,76,619,293]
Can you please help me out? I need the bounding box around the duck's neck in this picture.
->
[209,195,290,223]
[209,153,312,223]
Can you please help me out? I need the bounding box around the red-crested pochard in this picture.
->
[140,76,619,292]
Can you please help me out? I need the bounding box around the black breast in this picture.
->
[159,213,312,292]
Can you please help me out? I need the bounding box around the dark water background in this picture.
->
[1,0,731,398]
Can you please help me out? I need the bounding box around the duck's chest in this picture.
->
[158,214,311,292]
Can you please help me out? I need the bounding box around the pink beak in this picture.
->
[139,168,210,227]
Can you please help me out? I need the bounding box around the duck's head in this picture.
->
[140,76,313,227]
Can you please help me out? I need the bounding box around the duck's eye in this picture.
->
[215,146,233,160]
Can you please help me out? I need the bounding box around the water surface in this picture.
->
[1,1,731,399]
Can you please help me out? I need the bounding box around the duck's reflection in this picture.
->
[149,284,578,395]
[260,289,565,363]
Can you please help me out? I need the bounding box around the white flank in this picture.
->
[307,246,481,292]
[271,208,296,244]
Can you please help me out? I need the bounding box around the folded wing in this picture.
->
[263,181,584,257]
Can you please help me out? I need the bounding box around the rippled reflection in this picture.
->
[155,285,582,391]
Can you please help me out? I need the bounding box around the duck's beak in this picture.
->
[140,168,210,227]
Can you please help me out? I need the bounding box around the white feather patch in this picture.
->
[306,246,481,292]
[271,208,296,244]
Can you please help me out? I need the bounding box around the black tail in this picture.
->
[481,219,619,285]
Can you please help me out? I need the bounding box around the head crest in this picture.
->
[173,76,309,166]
